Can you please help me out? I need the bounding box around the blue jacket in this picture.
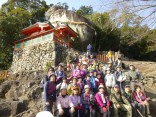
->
[87,44,93,51]
[90,76,96,89]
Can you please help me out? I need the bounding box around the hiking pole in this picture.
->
[137,109,144,117]
[119,82,123,93]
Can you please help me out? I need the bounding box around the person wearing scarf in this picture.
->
[55,65,65,84]
[133,85,151,117]
[56,86,75,117]
[95,84,110,117]
[81,85,96,117]
[70,86,84,117]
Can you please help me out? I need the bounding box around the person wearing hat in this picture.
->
[57,77,68,96]
[124,85,137,117]
[106,50,113,63]
[104,67,116,95]
[95,74,106,90]
[81,64,89,78]
[87,43,93,56]
[84,74,92,89]
[110,84,132,117]
[65,65,72,83]
[114,66,126,93]
[77,76,84,94]
[89,70,97,94]
[56,86,75,117]
[66,51,74,64]
[82,54,89,65]
[106,62,115,73]
[70,86,84,117]
[95,65,103,76]
[114,57,123,69]
[67,77,81,95]
[55,65,65,84]
[72,65,83,78]
[95,84,110,117]
[40,67,55,90]
[126,64,144,92]
[81,85,96,117]
[43,74,57,112]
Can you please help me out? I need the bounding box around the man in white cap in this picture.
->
[36,111,53,117]
[104,67,116,95]
[81,85,96,117]
[56,86,75,117]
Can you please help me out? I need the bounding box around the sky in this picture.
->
[0,0,155,29]
[0,0,110,11]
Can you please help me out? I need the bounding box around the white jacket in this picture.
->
[104,73,116,87]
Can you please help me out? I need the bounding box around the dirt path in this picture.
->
[145,86,156,117]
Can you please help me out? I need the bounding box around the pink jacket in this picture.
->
[72,69,84,77]
[133,92,147,103]
[95,92,110,108]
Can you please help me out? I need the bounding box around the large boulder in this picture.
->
[45,6,96,50]
[0,100,28,117]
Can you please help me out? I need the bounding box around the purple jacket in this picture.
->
[70,95,81,107]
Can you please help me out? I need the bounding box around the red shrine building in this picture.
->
[14,22,78,50]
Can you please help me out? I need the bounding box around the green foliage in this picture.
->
[85,12,120,51]
[0,0,50,70]
[44,61,52,72]
[76,6,93,16]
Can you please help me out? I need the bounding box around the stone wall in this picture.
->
[10,41,68,74]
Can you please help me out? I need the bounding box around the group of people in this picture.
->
[39,50,151,117]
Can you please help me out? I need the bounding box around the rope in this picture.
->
[51,21,96,31]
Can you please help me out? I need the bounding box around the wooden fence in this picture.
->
[0,70,8,79]
[96,53,117,63]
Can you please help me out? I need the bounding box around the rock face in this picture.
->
[10,41,68,74]
[45,7,96,50]
[0,71,44,117]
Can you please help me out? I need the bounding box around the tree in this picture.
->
[76,5,93,16]
[0,0,49,70]
[85,12,120,51]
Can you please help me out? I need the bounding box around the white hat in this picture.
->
[106,67,111,71]
[98,84,104,89]
[60,85,67,90]
[36,111,53,117]
[84,85,90,89]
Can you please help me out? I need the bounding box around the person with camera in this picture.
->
[81,85,96,117]
[43,74,57,112]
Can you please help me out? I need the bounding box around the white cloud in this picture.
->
[0,0,8,8]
